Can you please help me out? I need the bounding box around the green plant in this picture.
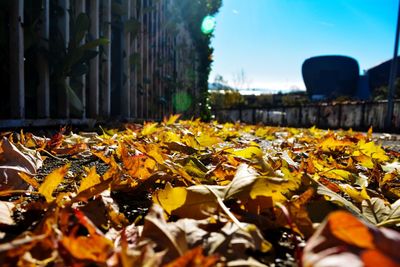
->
[49,2,109,116]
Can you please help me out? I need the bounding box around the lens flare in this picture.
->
[201,15,216,34]
[172,92,192,112]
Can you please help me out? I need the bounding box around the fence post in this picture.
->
[57,0,70,118]
[298,106,302,127]
[101,0,111,117]
[361,102,366,130]
[88,0,99,118]
[75,0,86,118]
[37,0,50,118]
[143,0,149,119]
[156,0,161,119]
[150,4,156,119]
[121,0,131,118]
[161,1,166,116]
[138,0,145,119]
[9,0,25,119]
[130,0,138,118]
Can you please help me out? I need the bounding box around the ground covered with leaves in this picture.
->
[1,116,400,266]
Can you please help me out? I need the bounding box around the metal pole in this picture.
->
[385,0,400,129]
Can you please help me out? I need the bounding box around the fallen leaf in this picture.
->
[39,164,70,202]
[163,114,181,125]
[61,210,114,263]
[78,166,101,193]
[0,137,42,190]
[140,205,188,263]
[163,246,219,267]
[329,211,375,249]
[153,183,187,215]
[303,211,400,267]
[142,122,159,136]
[0,201,15,225]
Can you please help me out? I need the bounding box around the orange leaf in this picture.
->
[163,246,219,267]
[329,211,375,249]
[18,172,39,189]
[61,211,114,263]
[362,249,400,267]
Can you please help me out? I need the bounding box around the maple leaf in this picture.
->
[61,210,114,263]
[39,163,70,202]
[78,166,101,193]
[355,140,389,162]
[163,114,181,125]
[142,122,159,136]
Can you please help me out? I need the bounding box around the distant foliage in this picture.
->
[209,75,245,109]
[174,0,222,120]
[372,78,400,101]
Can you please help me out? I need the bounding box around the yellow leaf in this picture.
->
[184,160,206,178]
[78,166,101,193]
[39,163,70,202]
[324,169,352,180]
[339,184,370,203]
[196,135,222,147]
[226,164,291,203]
[163,114,181,125]
[357,141,389,162]
[320,137,353,152]
[145,144,165,164]
[227,145,263,159]
[367,126,373,138]
[141,122,158,136]
[161,131,181,143]
[153,183,187,214]
[354,154,375,169]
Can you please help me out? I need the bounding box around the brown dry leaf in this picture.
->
[0,201,15,226]
[140,205,270,266]
[140,205,188,262]
[120,242,166,267]
[0,137,42,190]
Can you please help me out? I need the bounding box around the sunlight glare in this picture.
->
[201,15,216,34]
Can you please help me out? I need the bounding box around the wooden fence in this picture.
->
[213,100,400,133]
[0,0,200,128]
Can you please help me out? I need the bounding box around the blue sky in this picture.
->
[209,0,399,91]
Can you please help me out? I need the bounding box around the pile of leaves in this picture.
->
[1,115,400,266]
